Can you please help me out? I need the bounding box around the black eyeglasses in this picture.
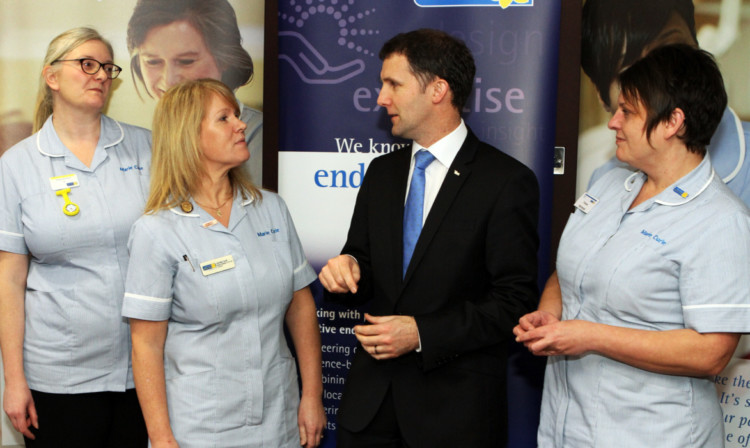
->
[52,58,123,79]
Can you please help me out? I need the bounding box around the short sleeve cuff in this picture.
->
[0,230,28,255]
[122,293,172,321]
[293,260,317,291]
[684,305,750,333]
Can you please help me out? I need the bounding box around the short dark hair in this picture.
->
[619,44,727,156]
[126,0,254,97]
[379,28,476,111]
[581,0,696,109]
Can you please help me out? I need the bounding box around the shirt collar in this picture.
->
[167,195,256,227]
[623,155,715,208]
[36,115,124,158]
[411,119,467,169]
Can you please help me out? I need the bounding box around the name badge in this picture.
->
[200,255,235,276]
[49,174,80,191]
[574,193,598,214]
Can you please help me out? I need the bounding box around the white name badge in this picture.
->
[574,193,599,214]
[200,255,235,276]
[49,174,80,191]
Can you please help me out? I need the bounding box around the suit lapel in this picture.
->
[402,132,478,283]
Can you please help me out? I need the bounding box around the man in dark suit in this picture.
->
[319,28,539,447]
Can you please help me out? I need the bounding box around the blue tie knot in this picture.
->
[414,150,435,171]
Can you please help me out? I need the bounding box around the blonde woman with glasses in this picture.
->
[0,27,150,446]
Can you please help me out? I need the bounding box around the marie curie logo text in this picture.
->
[415,0,532,8]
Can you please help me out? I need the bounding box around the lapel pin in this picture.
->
[180,201,194,213]
[453,170,460,176]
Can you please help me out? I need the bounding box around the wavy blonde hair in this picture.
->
[33,27,114,132]
[145,78,260,214]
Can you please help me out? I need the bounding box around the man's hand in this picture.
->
[354,313,419,360]
[319,255,360,294]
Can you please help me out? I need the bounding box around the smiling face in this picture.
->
[376,54,436,146]
[199,93,249,174]
[47,39,113,113]
[138,20,222,98]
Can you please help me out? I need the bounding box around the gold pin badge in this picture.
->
[180,201,194,213]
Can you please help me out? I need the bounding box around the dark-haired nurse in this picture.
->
[515,44,750,448]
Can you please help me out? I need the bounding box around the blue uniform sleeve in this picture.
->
[122,216,176,321]
[0,152,28,255]
[681,208,750,333]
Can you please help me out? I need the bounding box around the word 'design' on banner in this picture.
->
[277,1,560,446]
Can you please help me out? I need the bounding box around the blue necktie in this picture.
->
[403,150,435,277]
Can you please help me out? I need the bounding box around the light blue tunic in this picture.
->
[122,191,316,448]
[540,156,750,447]
[590,108,750,206]
[0,115,151,393]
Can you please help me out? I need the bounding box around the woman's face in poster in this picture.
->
[138,20,222,99]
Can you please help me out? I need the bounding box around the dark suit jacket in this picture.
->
[329,129,539,447]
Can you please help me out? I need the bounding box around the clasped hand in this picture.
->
[513,311,593,357]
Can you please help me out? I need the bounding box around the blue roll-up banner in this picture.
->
[277,1,560,446]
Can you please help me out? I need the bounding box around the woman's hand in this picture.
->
[3,379,37,439]
[513,310,560,351]
[298,394,326,447]
[515,319,595,357]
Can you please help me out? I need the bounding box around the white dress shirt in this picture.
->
[406,120,468,223]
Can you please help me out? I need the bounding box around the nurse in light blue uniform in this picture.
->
[0,28,149,446]
[124,79,325,448]
[515,45,750,447]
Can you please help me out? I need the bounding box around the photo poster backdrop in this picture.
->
[0,0,264,154]
[716,359,750,448]
[0,1,264,444]
[277,1,561,446]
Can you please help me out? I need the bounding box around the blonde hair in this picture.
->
[33,27,114,132]
[145,78,260,214]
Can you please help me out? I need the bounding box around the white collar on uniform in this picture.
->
[167,195,255,218]
[623,155,715,207]
[36,115,124,158]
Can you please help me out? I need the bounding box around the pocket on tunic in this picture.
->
[24,288,75,362]
[592,360,699,447]
[167,368,250,442]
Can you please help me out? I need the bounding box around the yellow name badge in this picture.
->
[200,255,235,277]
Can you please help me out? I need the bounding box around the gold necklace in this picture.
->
[193,194,233,217]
